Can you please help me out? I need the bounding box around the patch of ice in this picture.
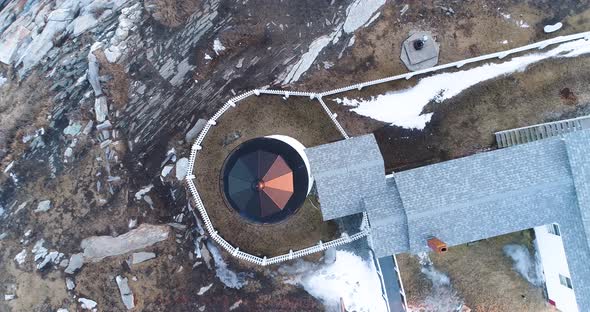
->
[204,54,212,60]
[206,241,248,289]
[213,38,225,55]
[501,40,508,44]
[336,39,590,129]
[544,22,563,33]
[134,185,153,200]
[197,283,213,295]
[283,250,386,312]
[78,298,97,310]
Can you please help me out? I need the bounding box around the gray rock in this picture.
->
[70,14,98,37]
[96,120,112,131]
[94,96,108,122]
[185,119,207,143]
[65,253,84,274]
[34,200,51,213]
[81,224,169,262]
[116,276,135,310]
[63,122,82,136]
[82,121,94,135]
[131,251,156,265]
[87,52,102,96]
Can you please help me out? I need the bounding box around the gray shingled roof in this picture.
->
[305,134,386,220]
[308,130,590,311]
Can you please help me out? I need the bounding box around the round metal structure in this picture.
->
[220,137,310,223]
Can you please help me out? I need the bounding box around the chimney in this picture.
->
[427,237,448,253]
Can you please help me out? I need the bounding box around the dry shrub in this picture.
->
[145,0,202,28]
[95,51,129,110]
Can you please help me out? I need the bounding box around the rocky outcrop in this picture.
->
[81,224,170,262]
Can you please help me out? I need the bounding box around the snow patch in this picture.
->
[14,249,27,266]
[135,185,153,200]
[197,283,213,295]
[206,241,248,289]
[343,0,386,33]
[213,38,225,55]
[503,244,543,286]
[282,250,386,312]
[78,297,97,310]
[283,35,333,84]
[0,75,6,87]
[335,39,590,129]
[544,22,563,33]
[414,253,464,311]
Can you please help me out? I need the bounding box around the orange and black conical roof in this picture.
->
[222,137,308,223]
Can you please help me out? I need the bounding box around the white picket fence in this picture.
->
[185,31,590,266]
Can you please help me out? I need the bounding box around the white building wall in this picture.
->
[534,225,579,312]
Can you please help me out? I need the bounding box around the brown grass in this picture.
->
[145,0,202,28]
[95,51,129,111]
[398,231,556,312]
[0,71,52,165]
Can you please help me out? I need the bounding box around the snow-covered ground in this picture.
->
[334,38,590,129]
[282,250,387,312]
